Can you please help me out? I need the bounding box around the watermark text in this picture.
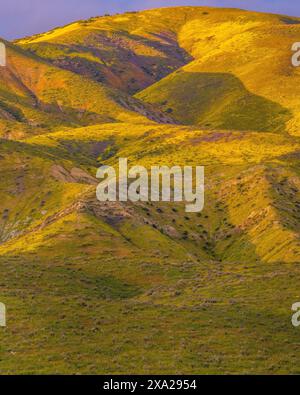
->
[0,42,6,67]
[96,158,204,213]
[0,303,6,327]
[292,42,300,67]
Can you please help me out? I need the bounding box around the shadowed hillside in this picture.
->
[137,71,291,131]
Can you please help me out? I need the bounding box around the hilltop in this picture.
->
[17,6,300,135]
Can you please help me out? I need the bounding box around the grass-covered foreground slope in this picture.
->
[0,6,300,374]
[0,121,300,373]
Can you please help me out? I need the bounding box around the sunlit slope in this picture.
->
[131,7,300,135]
[0,41,173,139]
[1,122,299,264]
[0,120,300,373]
[0,134,201,262]
[17,10,193,94]
[15,7,300,135]
[16,7,300,134]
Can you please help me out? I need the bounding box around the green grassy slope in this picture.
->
[0,122,300,373]
[0,6,300,374]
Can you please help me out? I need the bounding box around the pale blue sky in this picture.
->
[1,1,299,40]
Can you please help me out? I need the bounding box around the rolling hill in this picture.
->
[0,39,175,139]
[17,7,300,135]
[135,8,300,135]
[0,6,300,374]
